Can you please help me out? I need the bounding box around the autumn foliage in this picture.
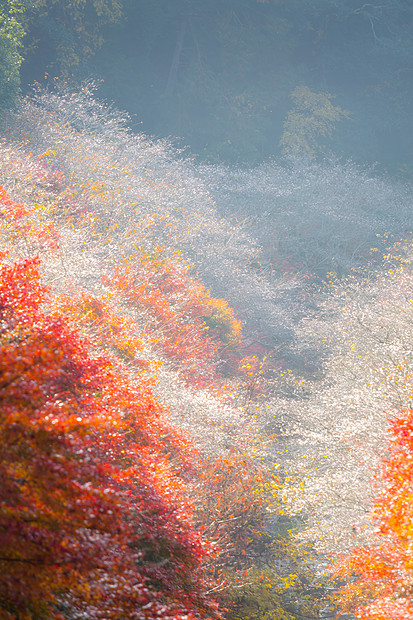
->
[0,255,219,619]
[0,88,377,620]
[106,252,242,385]
[0,162,267,620]
[333,408,413,619]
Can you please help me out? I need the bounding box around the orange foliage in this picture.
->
[105,251,242,385]
[0,255,220,619]
[0,159,262,620]
[0,185,60,254]
[196,453,270,593]
[333,408,413,619]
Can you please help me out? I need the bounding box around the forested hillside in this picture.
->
[2,0,413,169]
[1,2,413,620]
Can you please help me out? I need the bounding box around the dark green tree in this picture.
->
[0,1,28,108]
[21,0,123,83]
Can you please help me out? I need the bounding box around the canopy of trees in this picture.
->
[0,0,412,169]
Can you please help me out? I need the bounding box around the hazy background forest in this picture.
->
[2,0,412,171]
[2,2,413,620]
